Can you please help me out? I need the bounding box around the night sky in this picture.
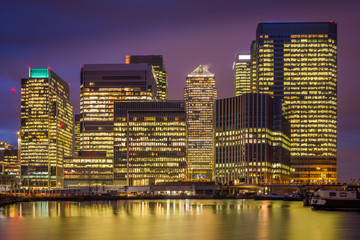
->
[1,0,359,182]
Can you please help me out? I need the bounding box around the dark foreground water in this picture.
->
[1,199,360,240]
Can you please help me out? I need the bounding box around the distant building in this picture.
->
[0,143,19,185]
[126,55,168,101]
[184,66,217,181]
[3,150,20,181]
[215,93,291,184]
[113,101,186,186]
[0,142,14,168]
[74,114,81,156]
[20,68,73,188]
[63,151,113,187]
[234,53,251,96]
[254,22,337,183]
[80,64,157,157]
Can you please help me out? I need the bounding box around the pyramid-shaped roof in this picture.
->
[188,65,214,77]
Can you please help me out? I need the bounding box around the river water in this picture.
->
[0,199,360,240]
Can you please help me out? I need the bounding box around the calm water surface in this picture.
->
[1,199,360,240]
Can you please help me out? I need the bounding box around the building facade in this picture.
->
[126,55,168,101]
[113,101,186,186]
[80,64,157,157]
[74,114,81,156]
[234,53,252,96]
[215,93,291,184]
[254,22,337,183]
[184,66,217,181]
[20,68,73,187]
[63,151,113,187]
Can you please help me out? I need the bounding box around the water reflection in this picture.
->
[1,200,360,240]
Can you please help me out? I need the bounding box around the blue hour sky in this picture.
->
[1,0,359,182]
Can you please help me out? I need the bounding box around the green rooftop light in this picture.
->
[29,68,50,78]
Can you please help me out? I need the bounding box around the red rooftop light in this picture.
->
[330,20,333,23]
[11,88,16,93]
[258,21,261,24]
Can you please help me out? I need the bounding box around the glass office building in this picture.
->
[234,53,251,96]
[74,114,81,157]
[215,93,291,184]
[113,101,186,186]
[126,55,168,101]
[20,68,73,187]
[254,22,337,183]
[80,64,157,157]
[63,151,113,187]
[184,65,217,181]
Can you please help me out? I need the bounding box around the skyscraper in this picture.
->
[234,53,251,96]
[215,93,291,184]
[184,65,217,181]
[20,68,73,187]
[113,101,187,186]
[74,114,81,156]
[80,64,157,157]
[126,55,168,101]
[254,22,337,183]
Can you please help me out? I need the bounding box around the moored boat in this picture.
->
[310,187,360,210]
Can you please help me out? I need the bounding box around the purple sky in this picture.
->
[1,0,359,182]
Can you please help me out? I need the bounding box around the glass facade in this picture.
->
[63,151,113,187]
[74,114,81,157]
[215,93,291,184]
[255,22,337,183]
[20,68,73,188]
[80,64,157,157]
[184,66,217,181]
[113,101,186,186]
[234,53,251,96]
[126,55,168,101]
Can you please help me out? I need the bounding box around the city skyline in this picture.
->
[1,0,360,182]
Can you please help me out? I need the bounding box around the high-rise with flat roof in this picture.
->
[234,53,251,96]
[80,64,157,157]
[113,101,186,186]
[74,114,81,156]
[184,65,217,181]
[254,22,337,183]
[215,93,291,184]
[20,68,73,187]
[126,55,168,101]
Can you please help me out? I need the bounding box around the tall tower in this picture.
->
[234,53,251,96]
[20,68,73,187]
[126,55,168,101]
[254,22,337,183]
[80,64,157,157]
[184,65,217,181]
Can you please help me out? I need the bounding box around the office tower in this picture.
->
[80,64,157,157]
[234,53,251,96]
[63,151,113,187]
[250,41,257,92]
[254,22,337,183]
[184,65,217,181]
[113,101,186,186]
[74,114,81,156]
[20,68,73,187]
[126,55,168,101]
[215,93,291,184]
